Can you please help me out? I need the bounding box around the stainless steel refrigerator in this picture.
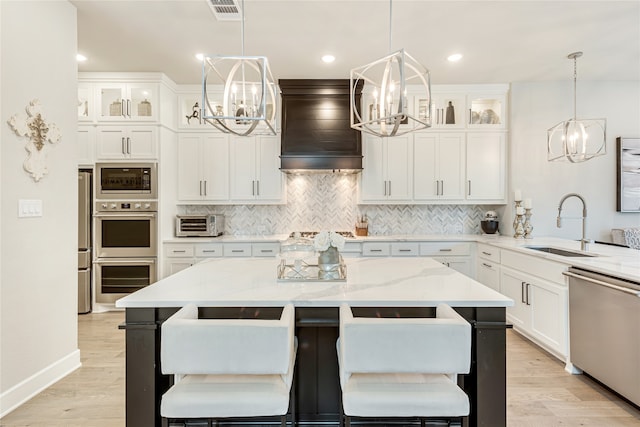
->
[78,170,92,314]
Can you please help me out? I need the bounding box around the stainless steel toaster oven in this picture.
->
[176,214,224,237]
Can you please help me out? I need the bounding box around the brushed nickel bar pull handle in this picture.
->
[441,180,444,196]
[127,99,131,117]
[526,282,531,305]
[388,181,391,196]
[256,180,260,196]
[521,281,526,303]
[173,250,187,254]
[482,262,493,268]
[202,250,217,253]
[252,180,255,196]
[482,251,492,256]
[231,249,245,253]
[468,180,471,196]
[127,137,131,154]
[439,248,452,252]
[370,249,383,252]
[398,249,412,252]
[204,180,207,196]
[199,180,202,196]
[260,249,273,253]
[563,271,640,296]
[469,108,472,124]
[122,137,126,154]
[121,99,126,118]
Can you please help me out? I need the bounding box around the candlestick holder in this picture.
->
[513,200,522,236]
[514,214,525,238]
[524,208,533,239]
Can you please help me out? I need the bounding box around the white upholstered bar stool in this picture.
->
[337,303,471,427]
[160,303,297,427]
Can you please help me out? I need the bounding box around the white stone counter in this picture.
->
[116,257,513,309]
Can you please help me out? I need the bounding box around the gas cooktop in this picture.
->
[289,231,355,239]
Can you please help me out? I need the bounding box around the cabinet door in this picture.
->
[430,94,466,128]
[78,82,94,122]
[438,133,465,200]
[177,134,204,200]
[127,83,158,121]
[255,135,283,201]
[529,280,567,355]
[433,257,472,277]
[77,126,95,166]
[385,135,412,201]
[467,93,506,129]
[96,127,127,159]
[477,260,500,291]
[466,132,505,201]
[500,267,529,329]
[164,260,193,278]
[360,135,386,201]
[128,127,157,159]
[229,136,257,200]
[202,134,230,200]
[413,134,439,199]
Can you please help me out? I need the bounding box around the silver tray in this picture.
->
[277,258,347,282]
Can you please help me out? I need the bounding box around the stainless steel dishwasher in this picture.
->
[565,267,640,406]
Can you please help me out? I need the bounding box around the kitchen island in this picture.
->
[117,257,513,427]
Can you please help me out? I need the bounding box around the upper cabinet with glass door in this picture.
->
[78,82,95,122]
[425,93,466,129]
[96,82,159,122]
[467,93,507,129]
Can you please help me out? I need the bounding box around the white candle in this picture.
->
[514,189,522,201]
[516,206,525,215]
[524,198,532,209]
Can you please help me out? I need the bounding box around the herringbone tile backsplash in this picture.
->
[182,174,497,236]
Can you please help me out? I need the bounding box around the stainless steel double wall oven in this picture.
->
[94,163,158,304]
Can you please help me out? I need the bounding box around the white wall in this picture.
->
[0,0,79,417]
[508,80,640,242]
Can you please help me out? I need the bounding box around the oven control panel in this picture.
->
[96,201,157,212]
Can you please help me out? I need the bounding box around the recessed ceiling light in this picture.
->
[322,55,335,63]
[76,54,87,62]
[447,53,463,62]
[195,53,204,61]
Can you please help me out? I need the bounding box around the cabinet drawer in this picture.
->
[477,261,500,291]
[362,242,391,256]
[252,243,280,257]
[165,244,194,258]
[477,243,500,263]
[501,250,567,285]
[391,242,420,256]
[195,243,223,258]
[224,243,252,257]
[419,242,471,256]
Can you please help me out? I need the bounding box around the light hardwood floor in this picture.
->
[1,312,639,426]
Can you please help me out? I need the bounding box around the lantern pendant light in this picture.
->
[350,0,431,137]
[547,51,606,162]
[201,0,277,136]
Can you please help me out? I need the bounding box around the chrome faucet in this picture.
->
[557,193,589,251]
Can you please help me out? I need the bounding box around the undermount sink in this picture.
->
[524,246,598,257]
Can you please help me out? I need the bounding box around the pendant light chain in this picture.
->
[240,0,245,56]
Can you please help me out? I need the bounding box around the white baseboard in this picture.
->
[0,349,81,419]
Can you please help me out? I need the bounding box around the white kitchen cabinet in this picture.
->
[420,242,472,277]
[413,133,465,201]
[466,93,506,129]
[360,134,412,203]
[96,82,158,122]
[77,126,95,167]
[164,243,196,277]
[96,126,157,160]
[78,82,95,122]
[427,93,466,129]
[362,242,391,257]
[230,135,284,203]
[476,243,501,291]
[177,133,229,201]
[500,250,568,358]
[252,243,280,257]
[391,242,420,256]
[465,132,506,202]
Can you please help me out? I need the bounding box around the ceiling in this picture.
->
[73,0,640,85]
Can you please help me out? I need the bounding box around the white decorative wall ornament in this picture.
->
[7,99,62,182]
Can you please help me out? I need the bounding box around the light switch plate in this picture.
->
[18,199,43,218]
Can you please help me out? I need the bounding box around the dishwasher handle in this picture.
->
[563,271,640,297]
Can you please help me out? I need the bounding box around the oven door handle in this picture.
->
[94,258,156,266]
[94,213,157,219]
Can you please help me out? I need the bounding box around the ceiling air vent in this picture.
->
[207,0,242,21]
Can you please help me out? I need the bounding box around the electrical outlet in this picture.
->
[18,199,43,218]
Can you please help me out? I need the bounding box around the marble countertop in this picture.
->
[116,257,514,309]
[162,234,640,283]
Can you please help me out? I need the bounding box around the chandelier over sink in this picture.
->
[350,0,431,137]
[201,0,277,136]
[547,51,606,163]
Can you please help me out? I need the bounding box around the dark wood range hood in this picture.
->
[279,79,364,173]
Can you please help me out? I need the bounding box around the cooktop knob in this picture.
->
[110,203,117,210]
[144,203,151,209]
[134,203,142,209]
[101,203,108,209]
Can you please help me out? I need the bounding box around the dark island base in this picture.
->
[122,306,507,427]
